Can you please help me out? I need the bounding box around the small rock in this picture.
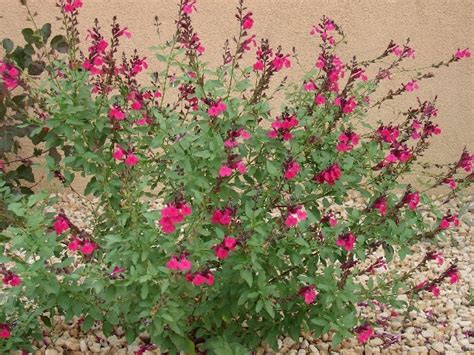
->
[308,345,319,354]
[45,350,59,355]
[283,336,296,348]
[80,339,88,352]
[431,342,445,352]
[65,340,80,351]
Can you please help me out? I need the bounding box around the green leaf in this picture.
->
[50,35,68,53]
[241,270,253,287]
[2,38,14,53]
[266,160,279,176]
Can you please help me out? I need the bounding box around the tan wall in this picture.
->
[1,0,473,192]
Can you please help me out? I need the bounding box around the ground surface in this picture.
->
[9,193,474,354]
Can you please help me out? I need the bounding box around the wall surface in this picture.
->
[1,0,473,192]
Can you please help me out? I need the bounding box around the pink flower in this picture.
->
[299,285,318,304]
[167,255,192,272]
[334,96,357,114]
[336,131,360,152]
[267,113,299,141]
[189,271,214,286]
[113,146,125,161]
[447,270,459,284]
[427,251,444,265]
[235,161,247,174]
[80,240,96,255]
[403,192,420,210]
[336,232,356,252]
[68,237,81,251]
[390,44,415,59]
[321,213,337,227]
[253,60,264,71]
[427,284,440,297]
[224,128,251,148]
[373,196,388,216]
[53,215,70,235]
[376,125,400,143]
[218,165,233,177]
[242,12,254,30]
[314,93,326,106]
[0,324,10,339]
[439,214,460,230]
[304,82,316,92]
[2,272,21,287]
[313,164,342,185]
[455,48,471,59]
[457,151,473,172]
[443,178,457,190]
[182,0,197,14]
[271,54,291,72]
[208,101,227,117]
[404,80,419,92]
[109,106,126,121]
[223,236,237,250]
[355,324,374,344]
[211,208,233,226]
[284,206,307,228]
[159,202,192,234]
[214,246,229,260]
[284,160,300,180]
[124,153,139,166]
[131,101,142,111]
[64,0,83,12]
[0,61,20,90]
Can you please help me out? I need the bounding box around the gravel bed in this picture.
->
[9,193,474,354]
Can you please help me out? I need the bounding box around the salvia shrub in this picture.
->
[0,0,472,353]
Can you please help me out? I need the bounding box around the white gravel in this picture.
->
[9,192,474,354]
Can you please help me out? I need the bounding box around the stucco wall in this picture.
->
[1,0,473,192]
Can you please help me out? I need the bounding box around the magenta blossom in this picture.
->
[53,215,70,235]
[299,285,318,304]
[159,202,192,234]
[211,208,233,226]
[373,196,388,216]
[284,206,307,228]
[355,324,374,344]
[224,128,251,148]
[242,12,254,30]
[182,0,197,14]
[2,272,21,287]
[0,61,20,90]
[314,93,326,106]
[376,125,400,144]
[321,213,337,227]
[455,48,471,59]
[404,80,419,92]
[109,106,126,121]
[208,101,227,117]
[336,131,360,152]
[113,146,125,161]
[124,153,139,166]
[443,178,457,190]
[167,255,192,272]
[0,324,10,339]
[63,0,83,13]
[313,164,341,185]
[283,160,300,180]
[267,113,299,141]
[213,236,237,260]
[457,151,473,172]
[336,232,356,252]
[439,214,460,230]
[403,191,420,210]
[187,271,214,286]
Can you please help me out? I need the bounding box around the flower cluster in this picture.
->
[267,113,299,141]
[336,131,360,152]
[63,0,83,13]
[336,232,357,252]
[186,271,215,286]
[159,202,192,234]
[299,285,318,304]
[67,236,97,255]
[211,208,234,226]
[283,159,300,180]
[284,206,307,227]
[2,271,21,287]
[213,236,238,260]
[313,163,341,185]
[53,215,70,235]
[0,61,20,90]
[113,146,139,166]
[166,254,192,272]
